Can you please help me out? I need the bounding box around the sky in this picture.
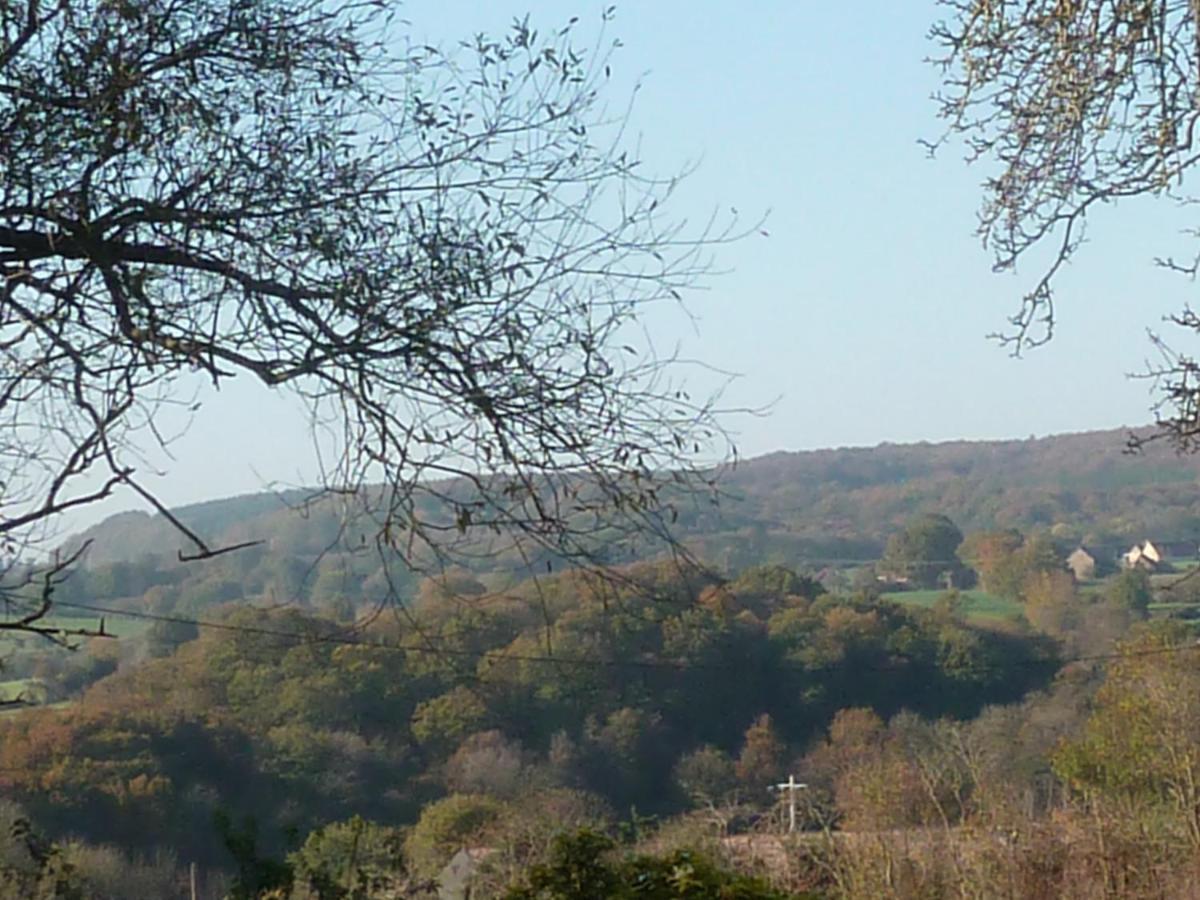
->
[53,1,1200,529]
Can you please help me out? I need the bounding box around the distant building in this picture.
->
[874,573,910,590]
[1066,547,1098,581]
[1124,540,1167,571]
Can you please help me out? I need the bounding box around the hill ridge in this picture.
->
[67,425,1200,569]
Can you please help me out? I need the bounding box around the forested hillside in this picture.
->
[695,428,1200,568]
[0,560,1063,897]
[69,427,1200,575]
[2,427,1198,897]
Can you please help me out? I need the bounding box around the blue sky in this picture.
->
[388,1,1192,452]
[65,2,1200,526]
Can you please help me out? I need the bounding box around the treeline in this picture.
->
[62,428,1200,577]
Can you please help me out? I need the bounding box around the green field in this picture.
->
[0,679,75,716]
[43,613,149,639]
[1148,601,1200,617]
[0,678,47,704]
[0,609,150,643]
[881,589,1022,624]
[0,677,37,699]
[0,613,150,642]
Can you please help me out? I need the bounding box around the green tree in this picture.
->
[0,817,88,900]
[728,565,824,604]
[404,794,505,878]
[289,816,404,897]
[144,619,200,659]
[215,812,292,900]
[958,530,1024,596]
[504,828,794,900]
[1023,570,1081,637]
[673,746,738,808]
[882,514,964,589]
[309,561,361,618]
[504,829,619,900]
[958,530,1063,601]
[1014,533,1064,583]
[1107,569,1153,619]
[411,687,490,754]
[735,714,785,790]
[1054,622,1200,848]
[583,708,667,810]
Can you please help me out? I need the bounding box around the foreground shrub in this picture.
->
[504,828,805,900]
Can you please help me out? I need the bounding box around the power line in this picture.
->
[51,598,834,673]
[34,596,1200,677]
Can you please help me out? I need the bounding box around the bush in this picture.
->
[674,746,738,807]
[289,816,405,897]
[61,842,181,900]
[503,828,798,899]
[404,794,505,878]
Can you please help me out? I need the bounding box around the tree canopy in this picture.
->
[0,1,741,629]
[881,513,964,588]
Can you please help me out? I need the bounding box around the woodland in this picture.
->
[0,431,1193,897]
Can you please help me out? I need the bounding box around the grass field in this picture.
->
[0,677,52,709]
[0,679,74,716]
[1149,600,1200,614]
[0,678,40,701]
[42,613,149,639]
[0,608,150,646]
[881,589,1022,624]
[0,613,150,642]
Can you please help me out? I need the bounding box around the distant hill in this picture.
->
[65,489,313,566]
[690,427,1200,569]
[65,427,1200,576]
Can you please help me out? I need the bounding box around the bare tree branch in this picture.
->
[0,1,749,635]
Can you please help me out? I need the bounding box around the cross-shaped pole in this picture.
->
[771,775,807,833]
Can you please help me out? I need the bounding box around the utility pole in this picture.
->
[771,775,807,833]
[190,861,197,900]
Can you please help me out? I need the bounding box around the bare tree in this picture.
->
[929,0,1200,447]
[0,1,743,632]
